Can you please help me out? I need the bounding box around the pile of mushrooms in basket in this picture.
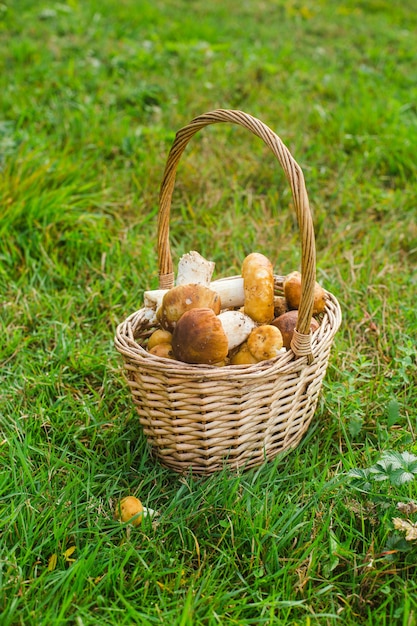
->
[142,250,325,366]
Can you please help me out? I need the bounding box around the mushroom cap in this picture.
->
[241,252,272,273]
[116,496,144,527]
[273,295,288,318]
[172,308,229,364]
[148,343,175,359]
[230,341,259,365]
[283,271,326,315]
[272,310,320,349]
[247,324,284,361]
[158,283,221,330]
[147,329,173,350]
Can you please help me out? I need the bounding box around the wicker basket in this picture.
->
[114,109,342,474]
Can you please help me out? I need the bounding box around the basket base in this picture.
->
[142,408,315,475]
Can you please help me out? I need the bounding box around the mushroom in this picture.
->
[144,276,245,310]
[217,310,257,352]
[147,328,173,351]
[172,309,257,363]
[115,496,144,527]
[271,309,320,350]
[209,276,245,309]
[148,343,175,359]
[158,283,221,331]
[230,342,259,365]
[176,251,215,286]
[242,252,275,324]
[172,308,229,364]
[283,271,326,315]
[273,295,288,318]
[247,325,284,361]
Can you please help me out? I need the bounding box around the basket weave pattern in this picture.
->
[115,110,342,474]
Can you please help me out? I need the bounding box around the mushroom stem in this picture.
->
[176,251,215,286]
[143,289,167,311]
[144,276,245,310]
[142,507,158,518]
[210,276,245,308]
[217,310,257,351]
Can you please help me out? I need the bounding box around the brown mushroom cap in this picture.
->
[147,329,173,350]
[230,342,259,365]
[148,343,175,359]
[158,283,221,330]
[273,296,288,318]
[247,325,284,361]
[283,271,326,315]
[272,310,320,349]
[172,308,229,364]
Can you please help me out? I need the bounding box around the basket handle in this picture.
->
[157,109,316,355]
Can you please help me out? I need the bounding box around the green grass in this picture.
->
[1,0,417,624]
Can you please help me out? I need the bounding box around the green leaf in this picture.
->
[347,468,372,492]
[348,468,370,480]
[387,399,400,427]
[390,469,416,485]
[383,451,417,471]
[369,459,393,480]
[348,414,364,437]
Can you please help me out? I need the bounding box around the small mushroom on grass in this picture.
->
[116,496,144,527]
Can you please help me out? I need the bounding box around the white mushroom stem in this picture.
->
[176,251,215,286]
[144,276,245,310]
[217,310,257,352]
[210,276,244,308]
[140,306,158,325]
[143,289,166,311]
[142,507,158,518]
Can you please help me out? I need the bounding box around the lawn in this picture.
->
[1,0,417,624]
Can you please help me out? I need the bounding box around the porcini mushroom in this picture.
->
[283,271,326,315]
[242,252,275,324]
[148,343,175,359]
[247,325,284,361]
[230,342,259,365]
[272,309,320,349]
[273,295,288,318]
[158,283,221,331]
[176,251,215,286]
[116,496,144,527]
[147,328,173,351]
[172,308,229,364]
[144,276,245,310]
[217,310,257,352]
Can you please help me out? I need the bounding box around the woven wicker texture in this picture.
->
[114,109,342,474]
